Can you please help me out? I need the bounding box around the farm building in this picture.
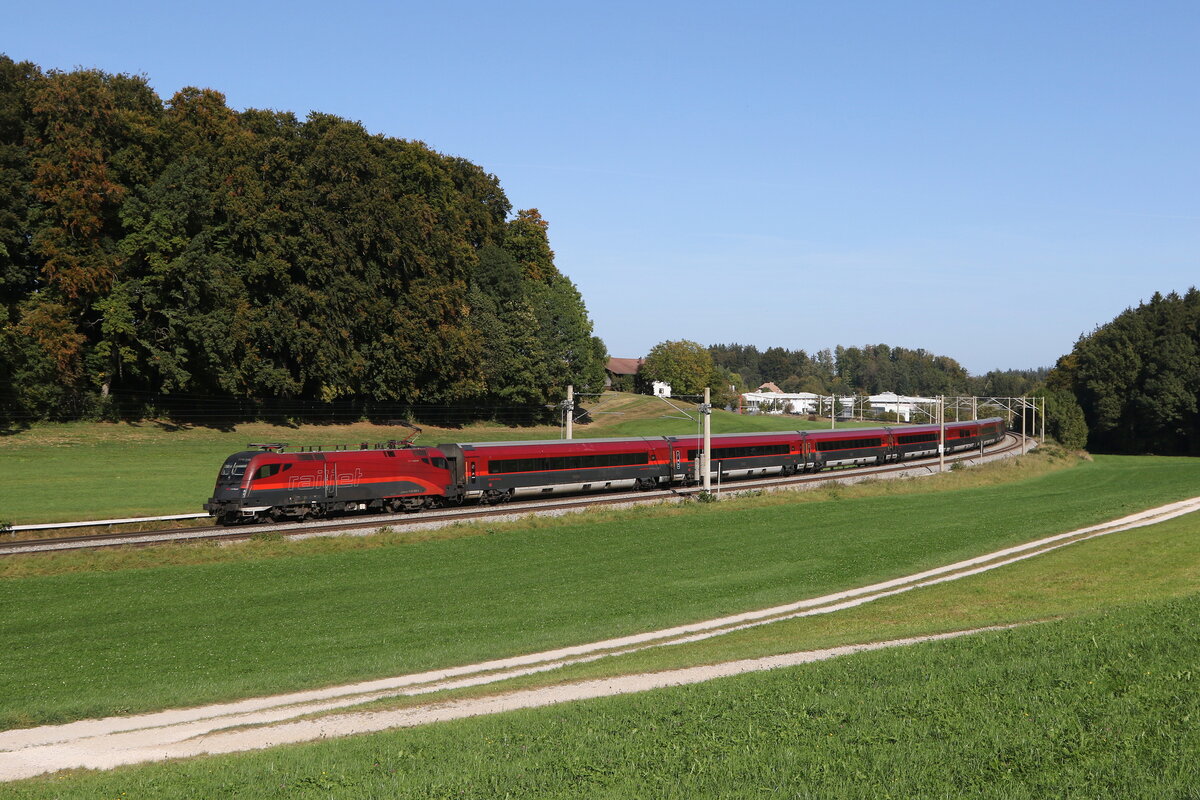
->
[604,357,644,391]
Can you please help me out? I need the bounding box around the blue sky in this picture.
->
[8,1,1198,374]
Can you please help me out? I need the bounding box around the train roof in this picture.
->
[442,436,663,449]
[441,418,1006,451]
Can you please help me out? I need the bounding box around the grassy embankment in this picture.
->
[1,450,1197,735]
[5,466,1199,797]
[0,392,864,525]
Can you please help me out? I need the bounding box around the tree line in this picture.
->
[645,289,1200,456]
[1049,289,1200,455]
[0,55,606,423]
[638,340,1084,445]
[706,342,1047,399]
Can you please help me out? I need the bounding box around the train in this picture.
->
[203,417,1006,525]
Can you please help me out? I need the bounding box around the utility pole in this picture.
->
[1041,396,1046,444]
[938,395,946,472]
[564,385,574,440]
[701,387,712,493]
[1021,395,1027,454]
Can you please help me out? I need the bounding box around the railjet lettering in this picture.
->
[335,468,363,487]
[287,468,363,490]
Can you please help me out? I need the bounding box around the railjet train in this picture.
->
[204,418,1006,525]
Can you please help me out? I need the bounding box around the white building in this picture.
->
[866,392,937,422]
[739,388,938,422]
[652,380,672,398]
[740,391,823,415]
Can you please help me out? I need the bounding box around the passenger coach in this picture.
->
[436,437,668,502]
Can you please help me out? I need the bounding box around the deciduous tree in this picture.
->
[642,340,714,397]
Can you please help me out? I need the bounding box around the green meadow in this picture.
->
[3,456,1198,797]
[2,451,1197,733]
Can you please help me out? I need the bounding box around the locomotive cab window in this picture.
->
[253,463,282,480]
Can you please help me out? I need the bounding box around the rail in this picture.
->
[10,513,209,532]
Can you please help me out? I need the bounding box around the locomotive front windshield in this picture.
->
[218,455,252,484]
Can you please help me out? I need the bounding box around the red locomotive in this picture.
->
[204,419,1006,524]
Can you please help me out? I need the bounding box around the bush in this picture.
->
[1033,388,1089,450]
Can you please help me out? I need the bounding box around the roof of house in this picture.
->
[757,382,783,394]
[868,392,936,404]
[605,357,644,375]
[742,391,823,401]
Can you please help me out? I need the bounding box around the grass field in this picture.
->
[432,501,1200,696]
[0,393,871,524]
[4,491,1198,797]
[2,451,1198,735]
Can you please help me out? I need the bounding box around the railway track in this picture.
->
[1,433,1030,556]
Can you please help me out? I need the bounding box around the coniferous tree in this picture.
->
[1053,289,1200,454]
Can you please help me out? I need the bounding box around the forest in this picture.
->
[707,342,1048,399]
[1049,289,1200,455]
[0,55,606,423]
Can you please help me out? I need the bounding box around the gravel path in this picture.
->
[3,495,1197,782]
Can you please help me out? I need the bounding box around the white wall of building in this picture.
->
[740,390,938,421]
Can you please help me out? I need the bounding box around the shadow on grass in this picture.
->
[151,419,193,433]
[0,421,30,437]
[142,416,239,433]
